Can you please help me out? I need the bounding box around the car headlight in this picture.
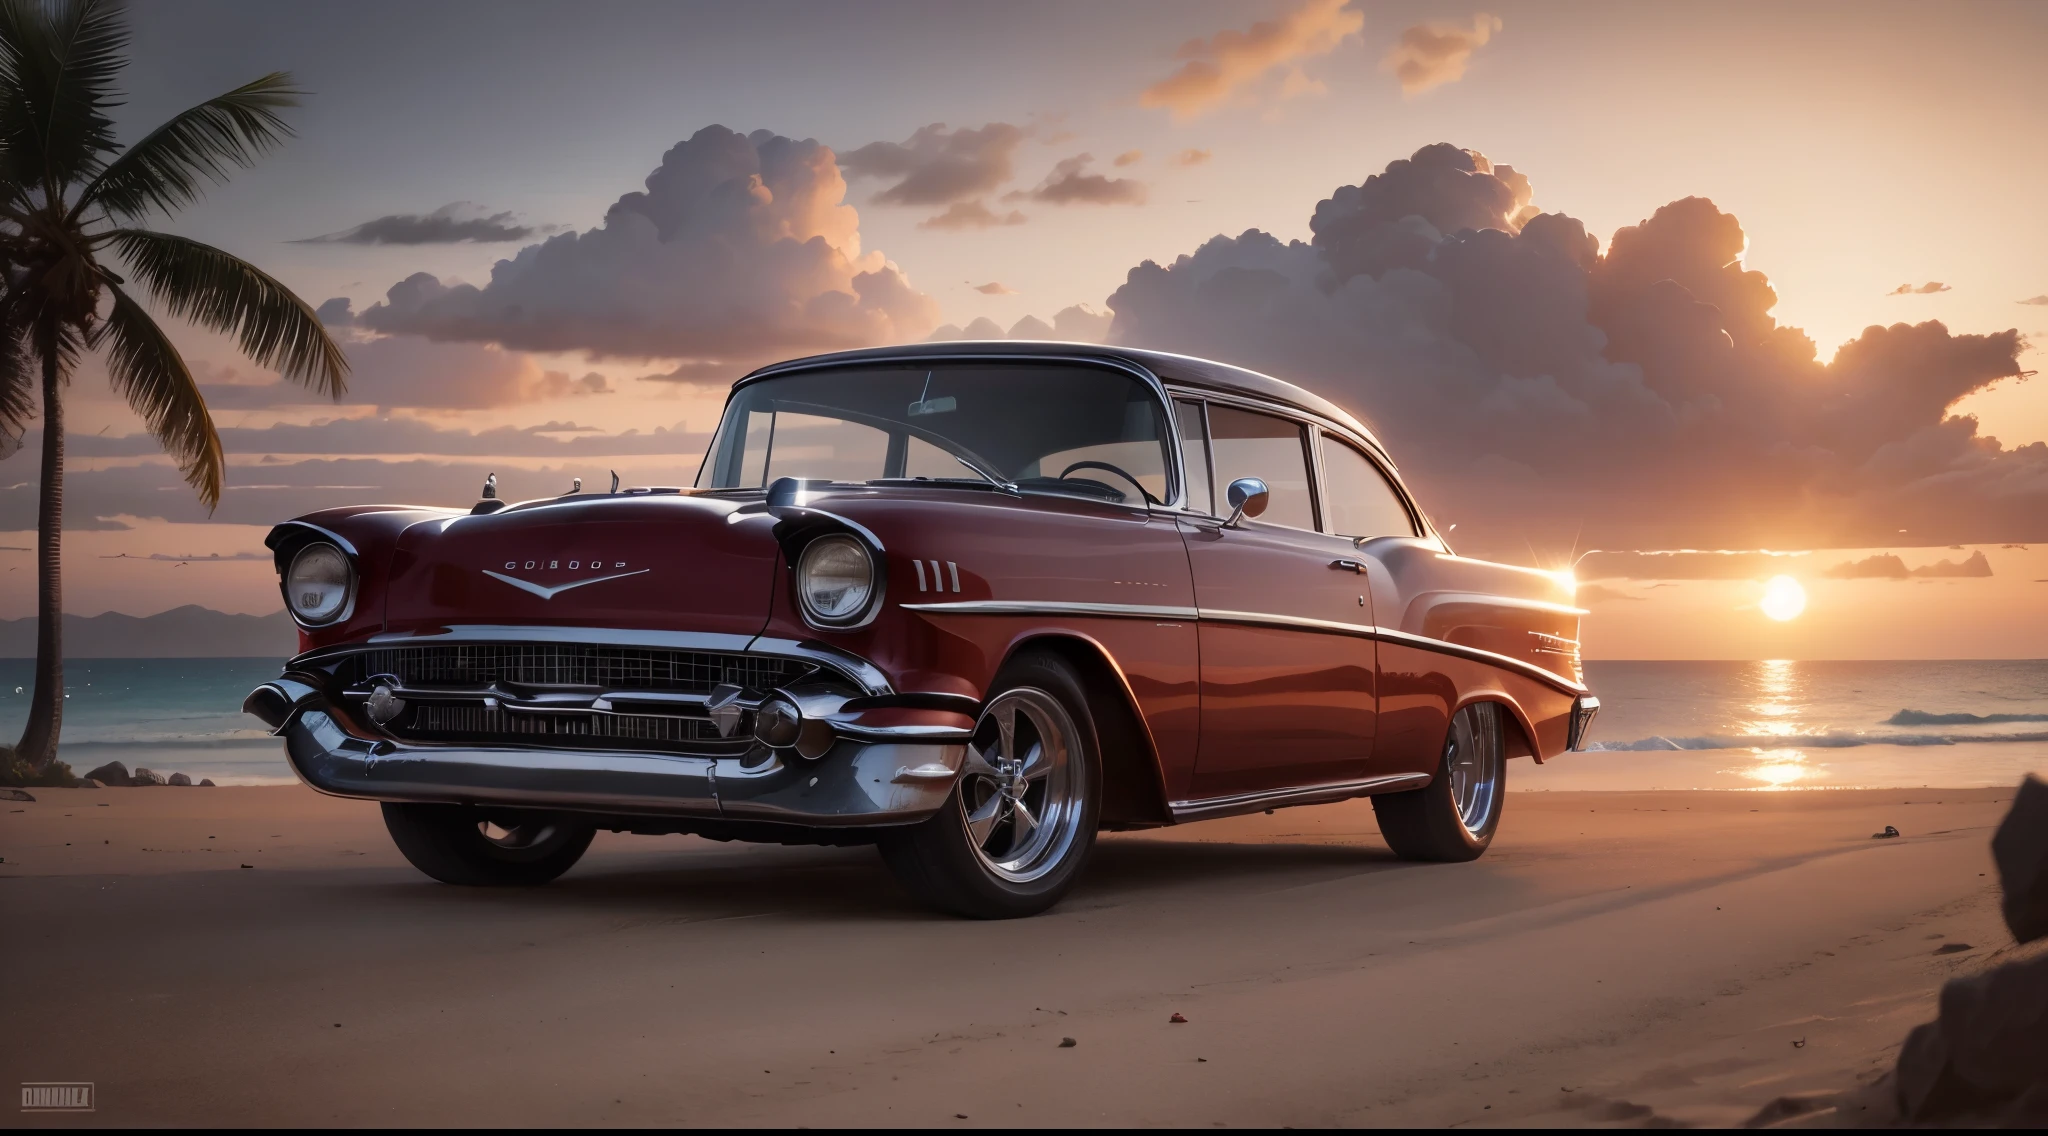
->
[796,535,877,627]
[285,542,353,625]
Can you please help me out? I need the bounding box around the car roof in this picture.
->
[740,340,1388,456]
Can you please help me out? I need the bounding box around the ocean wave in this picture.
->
[1885,710,2048,726]
[1588,731,2048,751]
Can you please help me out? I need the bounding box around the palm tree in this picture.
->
[0,0,346,779]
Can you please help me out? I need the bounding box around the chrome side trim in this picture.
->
[1370,627,1588,696]
[1199,607,1377,638]
[900,599,1199,620]
[1169,772,1431,822]
[899,602,1586,695]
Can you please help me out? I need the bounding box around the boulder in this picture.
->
[130,767,166,786]
[0,787,33,802]
[167,772,192,787]
[74,778,101,788]
[1994,775,2048,943]
[82,760,131,787]
[1898,953,2048,1122]
[198,778,216,787]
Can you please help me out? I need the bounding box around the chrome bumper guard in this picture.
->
[1567,694,1600,751]
[246,678,970,826]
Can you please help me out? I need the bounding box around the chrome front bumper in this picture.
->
[247,679,968,826]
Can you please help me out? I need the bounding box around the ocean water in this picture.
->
[1,657,2043,791]
[0,658,294,785]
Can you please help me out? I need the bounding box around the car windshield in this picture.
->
[696,362,1175,505]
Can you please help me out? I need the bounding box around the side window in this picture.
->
[1174,399,1212,514]
[1322,434,1417,539]
[1207,405,1315,531]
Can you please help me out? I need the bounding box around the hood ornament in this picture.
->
[470,471,507,515]
[610,469,621,494]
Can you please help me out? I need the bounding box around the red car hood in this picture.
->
[381,495,778,638]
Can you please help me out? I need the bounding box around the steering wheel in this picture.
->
[1058,460,1160,506]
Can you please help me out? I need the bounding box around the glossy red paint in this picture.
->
[263,343,1593,831]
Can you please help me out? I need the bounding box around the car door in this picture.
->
[1178,400,1378,799]
[1316,431,1433,774]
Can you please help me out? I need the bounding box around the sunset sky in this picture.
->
[4,0,2046,659]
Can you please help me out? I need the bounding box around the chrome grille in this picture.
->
[407,704,722,745]
[351,644,813,693]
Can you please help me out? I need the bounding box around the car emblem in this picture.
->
[482,566,649,600]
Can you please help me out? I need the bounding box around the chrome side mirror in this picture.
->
[1223,477,1270,528]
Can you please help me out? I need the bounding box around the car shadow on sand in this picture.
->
[346,831,1423,923]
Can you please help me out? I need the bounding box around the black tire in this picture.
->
[1373,702,1506,862]
[381,803,595,886]
[878,651,1103,918]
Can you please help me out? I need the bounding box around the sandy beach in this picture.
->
[0,783,2031,1127]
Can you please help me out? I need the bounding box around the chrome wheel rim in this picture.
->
[1446,704,1503,835]
[957,688,1084,883]
[478,818,561,854]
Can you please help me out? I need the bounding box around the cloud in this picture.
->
[57,417,710,460]
[634,360,743,386]
[1824,551,1993,578]
[1103,142,2044,557]
[973,282,1018,295]
[2018,295,2048,305]
[1007,154,1146,206]
[918,199,1027,230]
[1890,281,1952,295]
[1113,150,1144,167]
[1139,0,1363,119]
[1575,583,1646,604]
[1170,148,1213,167]
[99,551,270,562]
[840,122,1028,215]
[192,330,574,411]
[356,126,938,361]
[295,202,538,245]
[1382,13,1503,95]
[1579,551,1813,581]
[927,303,1113,344]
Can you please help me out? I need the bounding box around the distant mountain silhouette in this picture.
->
[0,606,295,658]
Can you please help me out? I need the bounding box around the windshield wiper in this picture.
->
[953,455,1020,495]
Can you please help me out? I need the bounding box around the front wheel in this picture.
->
[878,653,1102,918]
[1373,702,1506,862]
[381,803,596,886]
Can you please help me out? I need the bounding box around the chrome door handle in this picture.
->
[1330,559,1365,573]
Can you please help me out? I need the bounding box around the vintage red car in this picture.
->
[246,342,1597,917]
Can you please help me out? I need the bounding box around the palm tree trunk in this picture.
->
[15,348,64,770]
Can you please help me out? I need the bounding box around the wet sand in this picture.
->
[0,784,2026,1127]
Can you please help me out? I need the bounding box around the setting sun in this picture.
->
[1760,575,1807,621]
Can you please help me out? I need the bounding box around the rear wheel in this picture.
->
[879,653,1102,918]
[1373,702,1505,862]
[381,803,595,886]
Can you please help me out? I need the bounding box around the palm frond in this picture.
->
[95,278,223,509]
[0,294,32,435]
[106,228,347,396]
[0,0,126,192]
[80,72,300,220]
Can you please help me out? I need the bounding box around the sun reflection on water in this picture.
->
[1735,661,1825,788]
